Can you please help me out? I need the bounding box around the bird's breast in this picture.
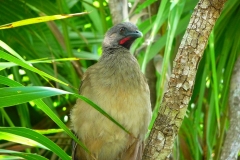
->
[71,53,152,159]
[87,55,151,137]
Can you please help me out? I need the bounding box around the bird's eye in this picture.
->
[119,27,126,33]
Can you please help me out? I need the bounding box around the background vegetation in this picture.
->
[0,0,239,159]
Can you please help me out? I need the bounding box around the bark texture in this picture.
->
[143,0,227,159]
[220,56,240,160]
[109,0,129,24]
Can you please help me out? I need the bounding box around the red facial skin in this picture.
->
[119,37,131,45]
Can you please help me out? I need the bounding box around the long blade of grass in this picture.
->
[0,13,88,29]
[0,86,68,107]
[0,57,80,70]
[0,40,26,62]
[209,31,220,130]
[141,0,169,72]
[0,128,70,160]
[0,50,69,86]
[0,132,47,149]
[0,149,48,160]
[0,76,88,153]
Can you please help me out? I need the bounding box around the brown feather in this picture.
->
[71,22,152,160]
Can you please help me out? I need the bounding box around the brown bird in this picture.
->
[71,22,152,160]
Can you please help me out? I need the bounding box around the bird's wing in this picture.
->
[72,76,84,160]
[120,138,144,160]
[71,120,90,160]
[71,72,92,160]
[71,131,78,160]
[78,79,84,94]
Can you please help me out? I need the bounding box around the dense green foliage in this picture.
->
[0,0,239,159]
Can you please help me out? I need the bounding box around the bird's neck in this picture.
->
[99,47,135,66]
[102,46,127,55]
[96,48,144,89]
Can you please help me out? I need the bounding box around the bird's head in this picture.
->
[102,22,142,50]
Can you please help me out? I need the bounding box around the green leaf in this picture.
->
[0,50,69,86]
[0,40,26,62]
[0,153,46,160]
[0,128,70,160]
[0,13,88,29]
[0,86,69,107]
[134,0,157,13]
[0,57,80,70]
[0,132,47,149]
[82,0,104,34]
[0,155,24,160]
[0,75,23,87]
[0,77,89,154]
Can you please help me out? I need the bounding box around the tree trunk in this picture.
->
[109,0,129,24]
[220,56,240,160]
[143,0,228,159]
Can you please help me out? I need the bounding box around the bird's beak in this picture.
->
[126,30,143,39]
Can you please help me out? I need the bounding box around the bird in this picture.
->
[71,22,152,160]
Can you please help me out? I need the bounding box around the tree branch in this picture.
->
[109,0,129,24]
[220,56,240,160]
[143,0,227,159]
